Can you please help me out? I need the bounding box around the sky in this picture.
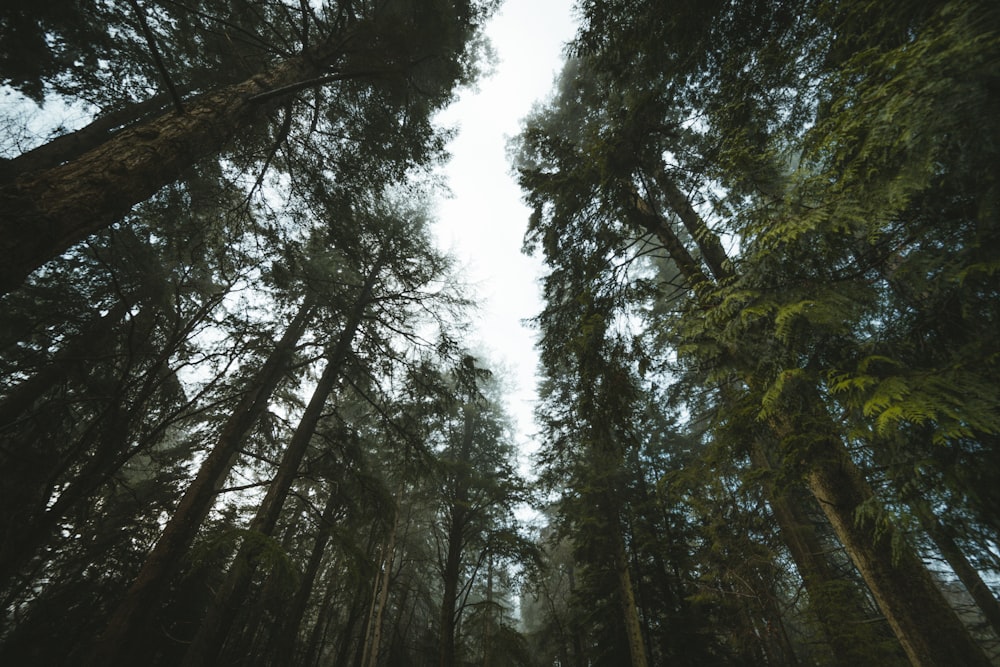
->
[0,0,578,470]
[432,0,578,462]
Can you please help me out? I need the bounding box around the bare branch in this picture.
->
[128,0,186,114]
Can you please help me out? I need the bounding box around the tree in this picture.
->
[0,0,496,294]
[431,356,534,667]
[513,1,999,664]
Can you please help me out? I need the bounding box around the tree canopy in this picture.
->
[3,0,1000,666]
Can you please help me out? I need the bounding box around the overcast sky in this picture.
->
[0,0,577,469]
[432,0,577,461]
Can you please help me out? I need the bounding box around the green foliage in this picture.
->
[0,2,520,665]
[516,0,1000,663]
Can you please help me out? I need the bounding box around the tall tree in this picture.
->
[433,356,533,667]
[0,0,495,293]
[514,1,999,664]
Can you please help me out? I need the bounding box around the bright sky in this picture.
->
[433,0,577,461]
[0,0,577,470]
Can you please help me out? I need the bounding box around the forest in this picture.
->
[0,0,998,666]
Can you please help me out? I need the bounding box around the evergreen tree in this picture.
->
[0,0,496,293]
[514,1,999,664]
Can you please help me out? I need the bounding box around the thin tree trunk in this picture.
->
[439,505,465,667]
[182,264,380,667]
[302,560,343,667]
[267,481,343,663]
[84,295,315,667]
[362,493,401,667]
[481,552,493,667]
[650,167,734,282]
[566,564,586,667]
[439,400,477,667]
[919,507,1000,640]
[610,516,649,667]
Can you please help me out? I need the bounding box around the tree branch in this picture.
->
[128,0,186,114]
[245,68,399,104]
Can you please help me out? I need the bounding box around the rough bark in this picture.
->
[0,62,285,292]
[0,19,377,295]
[632,189,989,666]
[807,447,993,667]
[0,91,180,183]
[84,296,315,667]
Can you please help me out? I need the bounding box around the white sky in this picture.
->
[432,0,577,460]
[0,0,578,470]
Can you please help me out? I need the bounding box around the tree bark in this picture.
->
[0,22,376,295]
[610,514,649,667]
[0,91,182,183]
[650,168,734,282]
[84,295,315,667]
[182,264,380,667]
[749,442,909,666]
[807,444,993,667]
[628,188,989,666]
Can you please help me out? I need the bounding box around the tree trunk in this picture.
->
[650,167,734,282]
[627,187,990,666]
[807,445,993,667]
[0,91,182,183]
[267,481,343,663]
[362,495,400,667]
[751,443,907,666]
[440,399,478,667]
[634,189,899,663]
[182,264,380,667]
[84,296,315,667]
[610,517,649,667]
[439,505,465,667]
[0,27,371,294]
[481,552,493,667]
[919,507,1000,640]
[884,436,1000,641]
[303,561,345,667]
